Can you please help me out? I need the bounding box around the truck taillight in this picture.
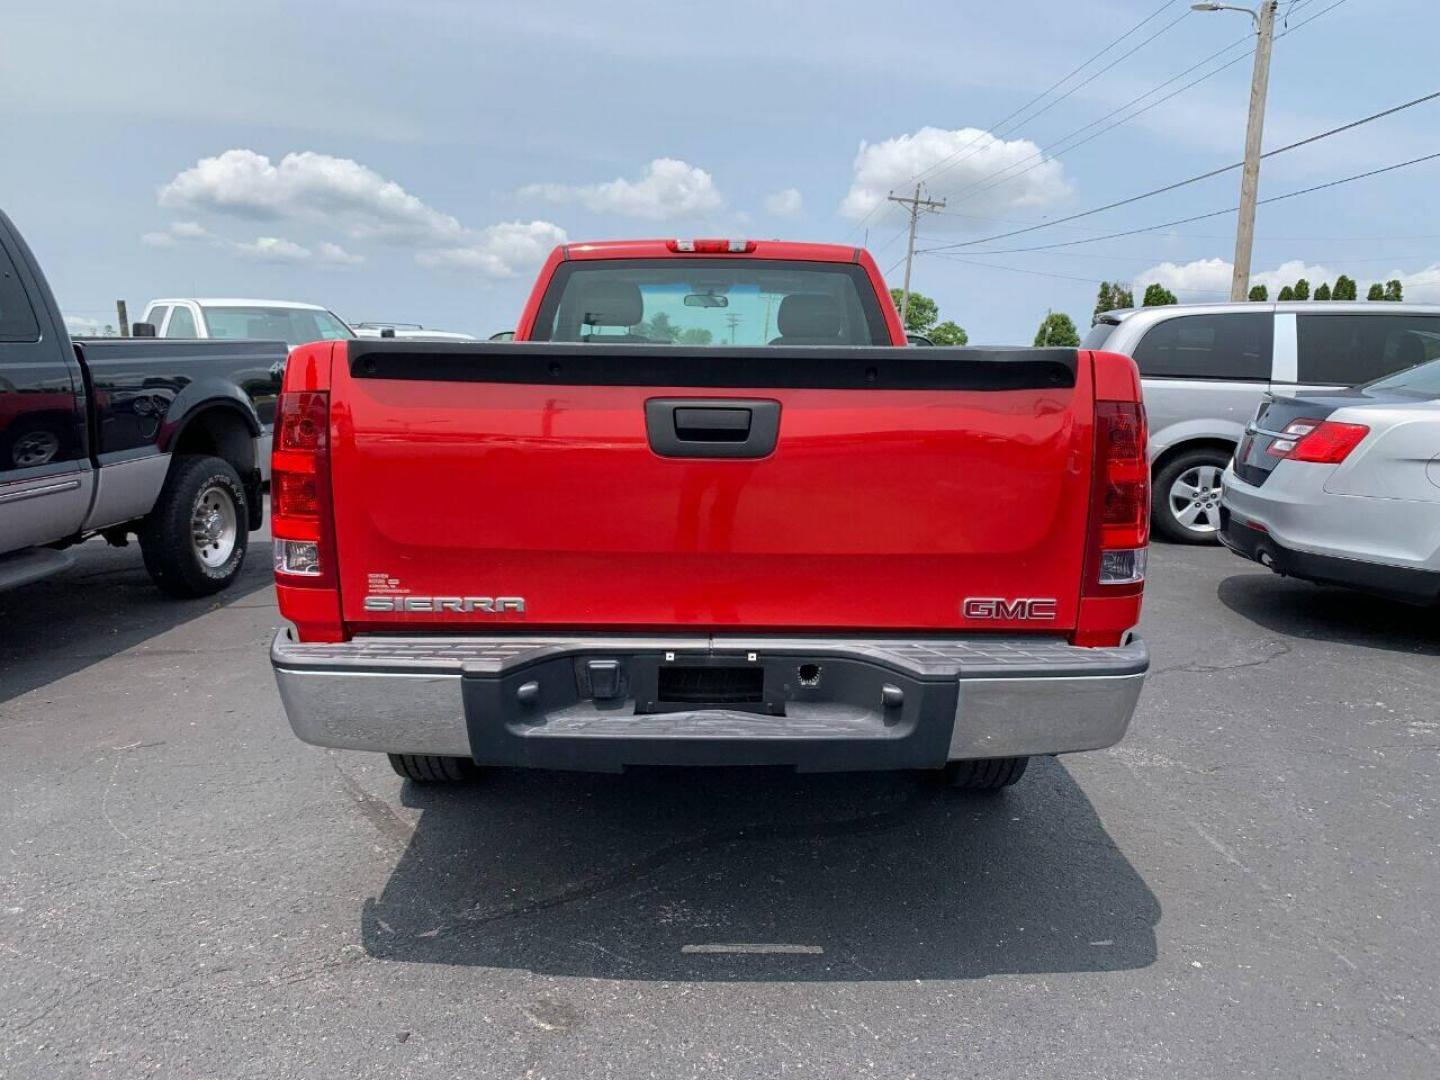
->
[1088,401,1149,589]
[667,239,756,253]
[272,390,334,582]
[1265,418,1368,463]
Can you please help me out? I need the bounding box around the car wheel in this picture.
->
[388,754,480,783]
[1152,448,1231,544]
[941,756,1029,792]
[139,454,250,597]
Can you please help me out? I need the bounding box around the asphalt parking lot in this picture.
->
[2,522,1437,1079]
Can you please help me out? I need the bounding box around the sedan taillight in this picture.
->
[1266,418,1369,463]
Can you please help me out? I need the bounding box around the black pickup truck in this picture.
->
[0,208,289,596]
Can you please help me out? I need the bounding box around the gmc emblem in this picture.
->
[963,597,1058,621]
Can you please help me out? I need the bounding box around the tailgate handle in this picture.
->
[646,398,781,459]
[674,407,751,441]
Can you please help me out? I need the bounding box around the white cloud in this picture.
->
[233,236,313,263]
[158,149,463,243]
[155,149,562,276]
[840,127,1070,226]
[417,220,568,278]
[763,188,803,218]
[141,220,363,267]
[315,241,364,267]
[521,158,723,221]
[1132,258,1440,303]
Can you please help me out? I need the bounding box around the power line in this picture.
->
[933,0,1349,228]
[921,88,1440,254]
[916,3,1192,188]
[926,150,1440,257]
[845,0,1187,239]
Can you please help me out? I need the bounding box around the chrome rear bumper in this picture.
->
[272,631,1148,771]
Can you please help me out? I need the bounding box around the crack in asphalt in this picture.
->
[1151,640,1293,677]
[418,786,939,940]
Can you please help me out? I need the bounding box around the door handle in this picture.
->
[645,398,781,459]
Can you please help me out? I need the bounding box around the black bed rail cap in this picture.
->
[346,340,1078,392]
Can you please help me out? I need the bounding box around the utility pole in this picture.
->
[724,312,741,345]
[1195,1,1277,301]
[116,300,130,337]
[887,184,946,328]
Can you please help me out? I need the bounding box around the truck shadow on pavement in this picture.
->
[0,536,274,705]
[1217,573,1440,656]
[360,756,1158,981]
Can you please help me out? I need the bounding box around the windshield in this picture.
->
[201,306,353,348]
[1362,350,1440,398]
[532,259,891,346]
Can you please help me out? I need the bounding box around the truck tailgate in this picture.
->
[327,343,1095,632]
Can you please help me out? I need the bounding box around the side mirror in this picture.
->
[132,322,157,337]
[906,333,934,347]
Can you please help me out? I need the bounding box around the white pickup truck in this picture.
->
[139,298,355,349]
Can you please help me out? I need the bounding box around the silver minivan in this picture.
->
[1084,302,1440,542]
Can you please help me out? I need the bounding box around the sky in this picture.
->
[5,0,1437,344]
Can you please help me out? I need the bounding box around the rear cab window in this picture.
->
[530,259,892,346]
[201,306,353,348]
[0,239,40,343]
[1297,312,1440,385]
[1132,313,1272,381]
[164,305,197,337]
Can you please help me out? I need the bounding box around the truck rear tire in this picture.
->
[139,454,249,597]
[943,756,1029,791]
[387,753,480,783]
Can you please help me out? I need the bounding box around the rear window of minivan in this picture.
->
[1132,313,1271,381]
[1297,313,1440,385]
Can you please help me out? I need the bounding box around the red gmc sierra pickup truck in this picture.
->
[269,239,1149,791]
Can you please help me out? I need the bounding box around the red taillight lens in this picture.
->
[272,389,332,581]
[1265,419,1368,463]
[274,472,319,519]
[1096,401,1149,543]
[1088,401,1150,590]
[278,391,329,451]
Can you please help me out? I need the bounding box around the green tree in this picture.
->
[1248,284,1269,301]
[1384,279,1404,302]
[1293,278,1311,300]
[1367,283,1385,301]
[676,328,713,345]
[634,311,679,341]
[1094,281,1113,321]
[1142,283,1177,307]
[1033,312,1081,347]
[889,288,939,333]
[1278,285,1296,301]
[929,320,968,345]
[1332,275,1357,301]
[1313,282,1332,301]
[1092,280,1135,322]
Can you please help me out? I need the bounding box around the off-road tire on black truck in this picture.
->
[139,454,250,598]
[388,754,480,783]
[942,756,1029,791]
